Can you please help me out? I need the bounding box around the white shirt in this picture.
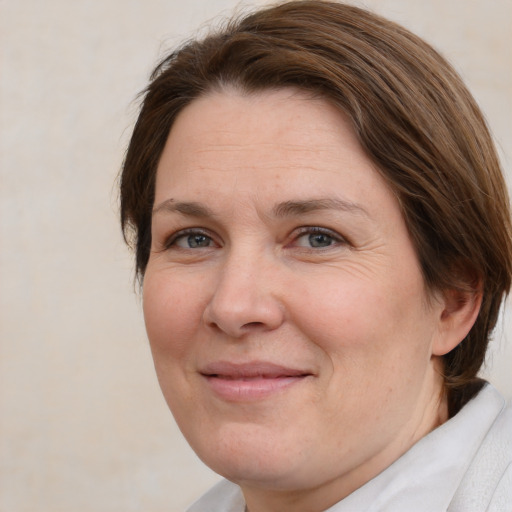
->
[187,384,512,511]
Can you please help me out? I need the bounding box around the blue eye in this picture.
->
[184,234,212,248]
[306,233,334,248]
[167,231,215,249]
[294,228,344,248]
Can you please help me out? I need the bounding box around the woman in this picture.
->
[120,1,512,510]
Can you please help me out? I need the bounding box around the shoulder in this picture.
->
[186,479,245,512]
[449,385,512,511]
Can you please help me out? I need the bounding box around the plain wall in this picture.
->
[1,1,510,510]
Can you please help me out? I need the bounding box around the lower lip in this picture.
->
[203,375,308,401]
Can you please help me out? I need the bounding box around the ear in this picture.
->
[432,283,482,357]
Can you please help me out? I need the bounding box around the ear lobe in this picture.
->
[432,284,482,357]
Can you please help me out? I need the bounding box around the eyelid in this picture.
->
[288,226,349,247]
[163,227,219,249]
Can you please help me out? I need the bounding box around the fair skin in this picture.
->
[143,88,480,512]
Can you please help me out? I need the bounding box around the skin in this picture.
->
[143,88,480,512]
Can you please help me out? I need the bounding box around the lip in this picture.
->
[199,361,312,402]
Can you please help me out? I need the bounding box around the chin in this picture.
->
[187,421,309,488]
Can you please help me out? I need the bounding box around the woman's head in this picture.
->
[121,1,511,418]
[142,87,473,508]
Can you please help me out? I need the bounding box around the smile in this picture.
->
[200,362,312,401]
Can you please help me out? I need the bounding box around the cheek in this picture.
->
[142,271,209,416]
[289,275,383,344]
[142,270,205,358]
[291,268,431,369]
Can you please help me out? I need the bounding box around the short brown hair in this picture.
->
[120,0,512,414]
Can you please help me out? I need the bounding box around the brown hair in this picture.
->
[120,0,512,415]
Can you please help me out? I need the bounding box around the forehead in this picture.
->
[154,87,397,217]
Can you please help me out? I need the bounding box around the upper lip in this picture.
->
[199,361,312,379]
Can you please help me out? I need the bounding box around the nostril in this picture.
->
[242,321,266,329]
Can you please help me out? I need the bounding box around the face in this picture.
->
[143,88,448,505]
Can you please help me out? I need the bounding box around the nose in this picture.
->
[202,251,285,338]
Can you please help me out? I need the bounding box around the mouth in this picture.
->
[199,361,313,401]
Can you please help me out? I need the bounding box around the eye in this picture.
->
[165,229,216,249]
[292,227,346,249]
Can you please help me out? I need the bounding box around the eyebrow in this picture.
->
[152,197,369,219]
[272,198,369,218]
[152,199,215,217]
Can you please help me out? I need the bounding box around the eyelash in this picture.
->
[291,226,348,249]
[162,226,348,251]
[163,228,217,250]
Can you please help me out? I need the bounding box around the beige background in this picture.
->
[1,1,511,511]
